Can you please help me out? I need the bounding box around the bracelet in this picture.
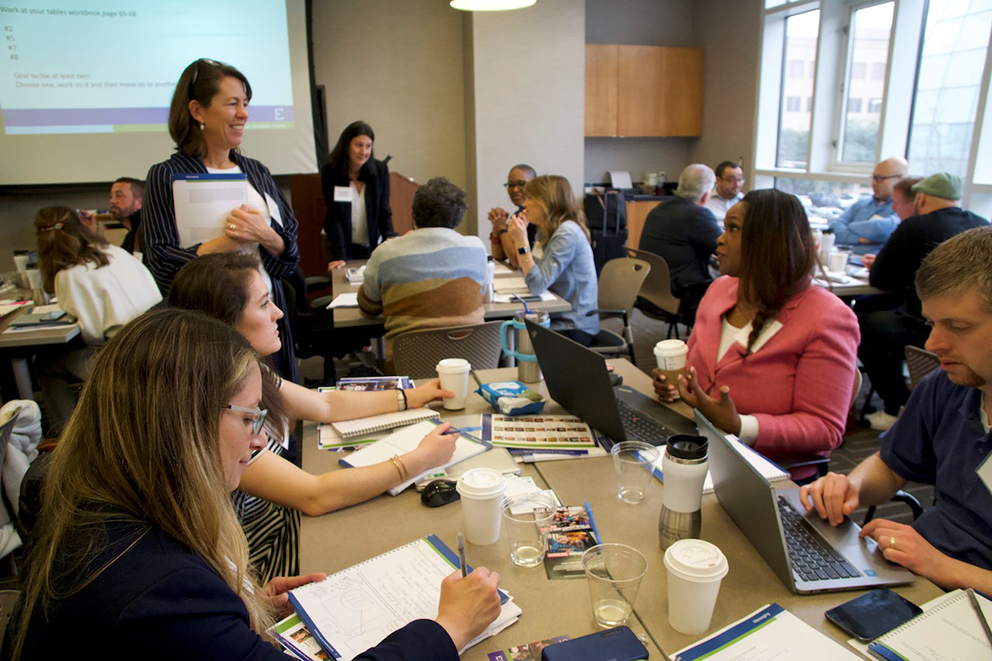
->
[489,233,502,245]
[390,455,408,482]
[397,388,408,411]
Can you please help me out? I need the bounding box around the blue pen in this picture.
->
[512,292,533,314]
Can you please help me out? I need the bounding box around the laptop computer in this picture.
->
[523,319,697,447]
[700,410,915,593]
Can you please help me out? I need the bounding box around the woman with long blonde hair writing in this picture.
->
[11,309,501,659]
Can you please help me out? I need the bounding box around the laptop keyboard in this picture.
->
[777,497,862,582]
[616,399,675,443]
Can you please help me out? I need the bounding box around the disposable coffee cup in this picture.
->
[664,539,729,635]
[456,468,507,545]
[12,255,29,274]
[829,250,849,273]
[436,358,471,410]
[654,340,688,401]
[818,232,835,265]
[24,269,42,290]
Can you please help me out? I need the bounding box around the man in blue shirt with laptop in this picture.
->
[829,157,907,255]
[801,226,992,594]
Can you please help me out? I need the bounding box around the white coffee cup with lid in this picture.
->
[456,468,507,545]
[664,538,729,634]
[654,340,688,400]
[436,358,471,410]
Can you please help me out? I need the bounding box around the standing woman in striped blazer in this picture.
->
[143,58,300,383]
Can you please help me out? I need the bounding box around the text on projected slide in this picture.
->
[0,1,294,135]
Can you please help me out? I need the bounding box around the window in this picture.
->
[787,96,803,111]
[868,98,882,113]
[788,59,805,77]
[840,2,893,163]
[806,96,813,112]
[870,62,886,80]
[773,176,873,224]
[776,9,820,169]
[907,0,992,179]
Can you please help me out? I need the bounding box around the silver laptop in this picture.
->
[699,410,915,594]
[524,319,697,448]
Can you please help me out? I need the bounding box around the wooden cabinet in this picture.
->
[585,44,704,138]
[625,198,665,250]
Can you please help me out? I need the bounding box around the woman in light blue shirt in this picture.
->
[507,175,600,344]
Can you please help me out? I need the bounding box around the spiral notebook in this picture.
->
[287,535,519,661]
[338,419,490,494]
[329,407,439,438]
[860,589,992,660]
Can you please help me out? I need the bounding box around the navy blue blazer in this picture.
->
[322,158,394,261]
[14,522,458,660]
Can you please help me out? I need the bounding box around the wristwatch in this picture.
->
[517,245,530,255]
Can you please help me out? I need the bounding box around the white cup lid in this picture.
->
[654,339,688,356]
[436,358,471,373]
[456,468,506,497]
[664,539,729,581]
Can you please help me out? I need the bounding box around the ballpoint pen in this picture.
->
[967,588,992,647]
[457,532,468,578]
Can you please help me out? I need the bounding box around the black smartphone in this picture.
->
[825,588,923,642]
[542,626,648,661]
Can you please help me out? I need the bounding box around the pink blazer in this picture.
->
[687,276,860,469]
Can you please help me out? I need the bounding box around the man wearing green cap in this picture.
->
[858,172,989,430]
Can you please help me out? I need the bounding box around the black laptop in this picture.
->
[524,319,697,447]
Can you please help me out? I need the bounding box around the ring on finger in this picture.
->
[888,536,896,550]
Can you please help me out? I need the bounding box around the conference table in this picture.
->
[299,361,941,659]
[328,259,572,329]
[0,298,81,400]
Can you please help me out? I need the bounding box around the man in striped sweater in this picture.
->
[359,177,488,357]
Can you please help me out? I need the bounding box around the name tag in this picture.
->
[334,186,353,203]
[264,193,283,227]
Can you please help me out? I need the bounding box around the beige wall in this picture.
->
[689,0,762,183]
[465,1,586,240]
[311,0,468,193]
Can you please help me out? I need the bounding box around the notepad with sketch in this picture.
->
[329,407,439,438]
[858,589,992,661]
[287,535,520,661]
[339,419,490,494]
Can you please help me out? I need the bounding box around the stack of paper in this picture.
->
[482,414,608,463]
[345,266,365,284]
[672,603,858,660]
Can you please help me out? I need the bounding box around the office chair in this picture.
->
[625,248,684,339]
[391,321,504,379]
[585,257,651,365]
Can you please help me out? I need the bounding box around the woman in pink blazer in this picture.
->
[653,189,859,481]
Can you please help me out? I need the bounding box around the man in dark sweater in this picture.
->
[110,176,145,256]
[859,173,989,429]
[638,164,722,326]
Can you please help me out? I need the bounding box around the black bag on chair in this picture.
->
[586,190,628,275]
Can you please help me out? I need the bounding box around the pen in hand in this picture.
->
[457,532,468,578]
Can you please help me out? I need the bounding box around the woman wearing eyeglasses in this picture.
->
[323,121,394,270]
[143,59,300,384]
[11,309,501,659]
[169,252,458,583]
[489,164,538,267]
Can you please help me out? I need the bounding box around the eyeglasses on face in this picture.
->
[504,180,529,189]
[872,174,900,182]
[222,404,268,436]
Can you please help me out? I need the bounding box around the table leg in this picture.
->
[11,357,33,399]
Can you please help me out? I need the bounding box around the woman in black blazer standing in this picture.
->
[322,121,394,269]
